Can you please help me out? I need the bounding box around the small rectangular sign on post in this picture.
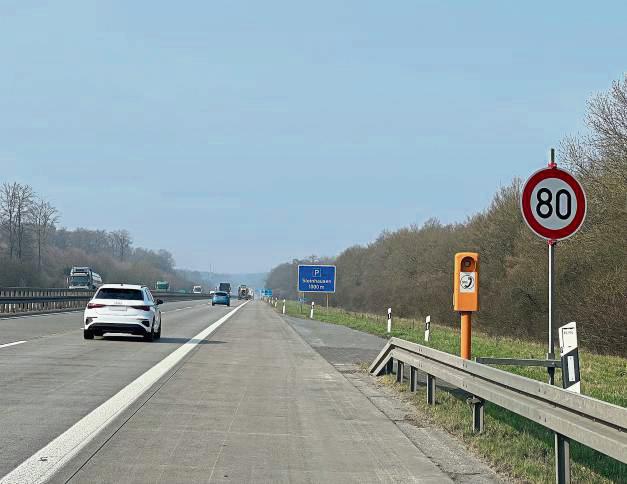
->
[559,322,580,393]
[297,265,336,293]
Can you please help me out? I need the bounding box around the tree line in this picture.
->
[266,76,627,356]
[0,184,192,289]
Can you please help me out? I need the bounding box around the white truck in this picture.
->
[68,266,103,290]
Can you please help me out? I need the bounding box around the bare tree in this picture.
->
[0,182,35,260]
[0,182,19,258]
[111,229,133,261]
[31,198,59,271]
[15,184,35,260]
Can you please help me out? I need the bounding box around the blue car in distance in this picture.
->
[212,291,230,307]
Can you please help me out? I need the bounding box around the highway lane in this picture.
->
[51,301,448,483]
[0,298,243,479]
[0,299,208,346]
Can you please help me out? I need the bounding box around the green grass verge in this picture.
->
[272,300,627,483]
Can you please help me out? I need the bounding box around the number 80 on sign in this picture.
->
[521,167,587,241]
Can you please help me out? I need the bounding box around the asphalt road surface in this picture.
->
[1,300,451,483]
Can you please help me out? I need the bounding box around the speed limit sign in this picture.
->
[521,167,587,240]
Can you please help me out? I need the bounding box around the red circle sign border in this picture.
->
[520,167,587,240]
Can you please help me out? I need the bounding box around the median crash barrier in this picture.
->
[0,287,210,315]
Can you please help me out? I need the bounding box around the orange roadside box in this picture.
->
[453,252,479,312]
[454,252,479,360]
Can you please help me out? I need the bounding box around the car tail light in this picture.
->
[87,303,105,309]
[132,306,151,311]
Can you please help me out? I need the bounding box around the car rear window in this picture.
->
[95,288,144,300]
[215,292,227,296]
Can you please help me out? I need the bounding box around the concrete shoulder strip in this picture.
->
[0,302,248,484]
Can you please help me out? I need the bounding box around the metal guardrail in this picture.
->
[0,288,94,314]
[369,337,627,482]
[0,287,211,315]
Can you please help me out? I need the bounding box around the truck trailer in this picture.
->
[67,267,103,290]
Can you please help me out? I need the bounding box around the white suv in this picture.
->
[83,284,163,341]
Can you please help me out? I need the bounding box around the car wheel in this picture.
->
[212,303,215,306]
[227,303,230,307]
[155,320,161,339]
[144,327,154,342]
[84,329,94,340]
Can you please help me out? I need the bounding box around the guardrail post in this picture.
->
[385,358,394,375]
[409,366,418,392]
[555,433,571,484]
[427,374,436,405]
[396,361,404,383]
[468,396,484,433]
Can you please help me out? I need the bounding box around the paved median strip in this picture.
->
[0,341,27,349]
[0,301,247,484]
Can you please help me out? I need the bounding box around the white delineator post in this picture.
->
[282,299,286,314]
[424,315,431,342]
[387,308,392,334]
[310,301,315,319]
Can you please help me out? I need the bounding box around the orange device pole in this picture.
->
[461,312,472,359]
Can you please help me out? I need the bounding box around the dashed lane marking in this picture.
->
[0,341,27,349]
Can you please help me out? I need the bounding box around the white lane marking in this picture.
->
[162,302,206,314]
[0,341,27,349]
[0,301,248,484]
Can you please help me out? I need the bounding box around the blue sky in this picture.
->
[1,1,625,272]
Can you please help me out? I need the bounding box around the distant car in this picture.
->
[209,290,215,297]
[83,284,163,341]
[212,291,230,307]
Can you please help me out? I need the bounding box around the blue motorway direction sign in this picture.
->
[262,289,273,297]
[298,265,336,293]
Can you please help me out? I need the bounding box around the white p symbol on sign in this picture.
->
[313,269,321,277]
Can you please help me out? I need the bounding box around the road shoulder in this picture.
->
[282,313,503,484]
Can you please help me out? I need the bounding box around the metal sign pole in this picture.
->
[548,239,556,385]
[547,148,557,386]
[551,229,572,484]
